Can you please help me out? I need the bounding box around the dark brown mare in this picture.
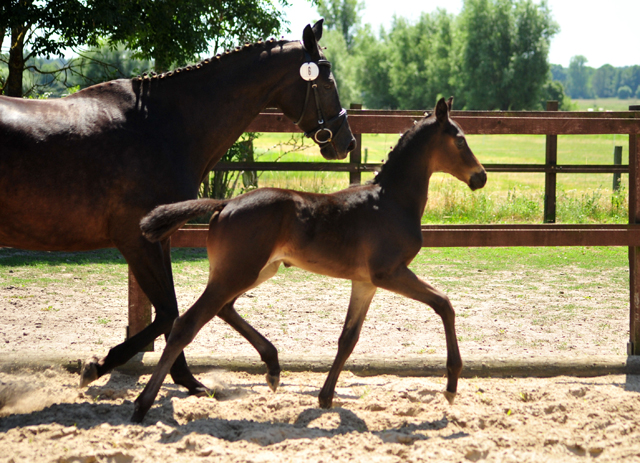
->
[132,97,487,422]
[0,21,355,396]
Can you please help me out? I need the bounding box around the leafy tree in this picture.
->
[591,64,618,98]
[384,11,456,109]
[637,85,640,99]
[456,0,558,110]
[94,0,293,72]
[566,55,593,99]
[353,24,397,109]
[317,0,363,50]
[1,0,100,96]
[2,0,302,96]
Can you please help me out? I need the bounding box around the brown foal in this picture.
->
[132,97,487,423]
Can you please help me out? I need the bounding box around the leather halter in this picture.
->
[294,55,348,145]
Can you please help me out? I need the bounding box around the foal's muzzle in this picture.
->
[469,170,487,191]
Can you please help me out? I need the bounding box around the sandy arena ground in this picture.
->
[1,257,639,461]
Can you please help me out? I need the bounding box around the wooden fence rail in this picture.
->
[127,106,640,355]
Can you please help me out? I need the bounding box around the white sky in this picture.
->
[284,0,640,68]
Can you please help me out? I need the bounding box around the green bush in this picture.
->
[618,85,633,99]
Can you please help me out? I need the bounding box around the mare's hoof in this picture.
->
[443,390,457,405]
[266,373,280,392]
[79,356,100,388]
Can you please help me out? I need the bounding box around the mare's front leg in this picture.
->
[80,238,206,395]
[372,266,462,404]
[318,281,377,408]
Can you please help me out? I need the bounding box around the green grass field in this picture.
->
[574,97,640,112]
[247,131,631,224]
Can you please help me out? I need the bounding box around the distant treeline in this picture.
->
[551,57,640,100]
[318,0,570,111]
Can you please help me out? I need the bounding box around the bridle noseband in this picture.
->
[294,55,348,146]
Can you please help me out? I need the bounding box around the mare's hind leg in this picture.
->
[372,266,462,404]
[318,281,377,408]
[218,303,281,391]
[81,238,206,395]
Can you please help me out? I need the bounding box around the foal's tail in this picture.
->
[140,199,227,242]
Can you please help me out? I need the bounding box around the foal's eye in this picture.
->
[455,137,466,148]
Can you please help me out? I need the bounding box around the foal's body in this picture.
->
[133,97,486,422]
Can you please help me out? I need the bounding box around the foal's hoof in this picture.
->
[266,372,280,392]
[318,394,333,409]
[130,401,146,424]
[79,356,100,388]
[443,390,457,405]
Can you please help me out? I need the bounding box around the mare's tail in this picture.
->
[140,199,227,242]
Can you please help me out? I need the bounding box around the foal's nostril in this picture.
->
[347,137,357,153]
[469,170,487,190]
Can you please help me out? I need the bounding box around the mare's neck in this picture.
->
[136,41,303,184]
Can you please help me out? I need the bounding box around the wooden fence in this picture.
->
[127,105,640,355]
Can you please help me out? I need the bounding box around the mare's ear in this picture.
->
[312,19,324,41]
[303,19,323,59]
[446,96,454,111]
[435,97,449,124]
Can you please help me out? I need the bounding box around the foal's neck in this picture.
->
[374,122,436,219]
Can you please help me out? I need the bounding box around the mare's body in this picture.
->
[0,21,354,393]
[132,97,487,422]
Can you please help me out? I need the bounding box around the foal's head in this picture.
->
[426,97,487,191]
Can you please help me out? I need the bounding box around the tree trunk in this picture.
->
[6,24,27,97]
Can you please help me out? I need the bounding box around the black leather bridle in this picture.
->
[294,56,349,145]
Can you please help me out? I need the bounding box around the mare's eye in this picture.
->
[455,137,466,148]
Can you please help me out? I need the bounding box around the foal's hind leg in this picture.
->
[217,303,281,391]
[372,266,462,404]
[318,281,377,408]
[81,238,206,395]
[132,284,228,422]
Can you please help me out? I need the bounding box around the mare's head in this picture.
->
[425,97,486,191]
[278,20,356,160]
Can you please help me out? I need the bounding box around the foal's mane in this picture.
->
[373,115,438,185]
[132,38,291,83]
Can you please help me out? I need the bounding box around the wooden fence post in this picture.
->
[613,146,623,191]
[349,103,363,185]
[629,105,640,355]
[544,101,559,223]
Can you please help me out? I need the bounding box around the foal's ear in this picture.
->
[446,96,454,111]
[303,20,323,59]
[435,97,449,124]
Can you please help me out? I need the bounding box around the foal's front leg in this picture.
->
[318,281,377,408]
[372,266,462,404]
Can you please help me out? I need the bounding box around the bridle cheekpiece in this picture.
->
[294,52,348,146]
